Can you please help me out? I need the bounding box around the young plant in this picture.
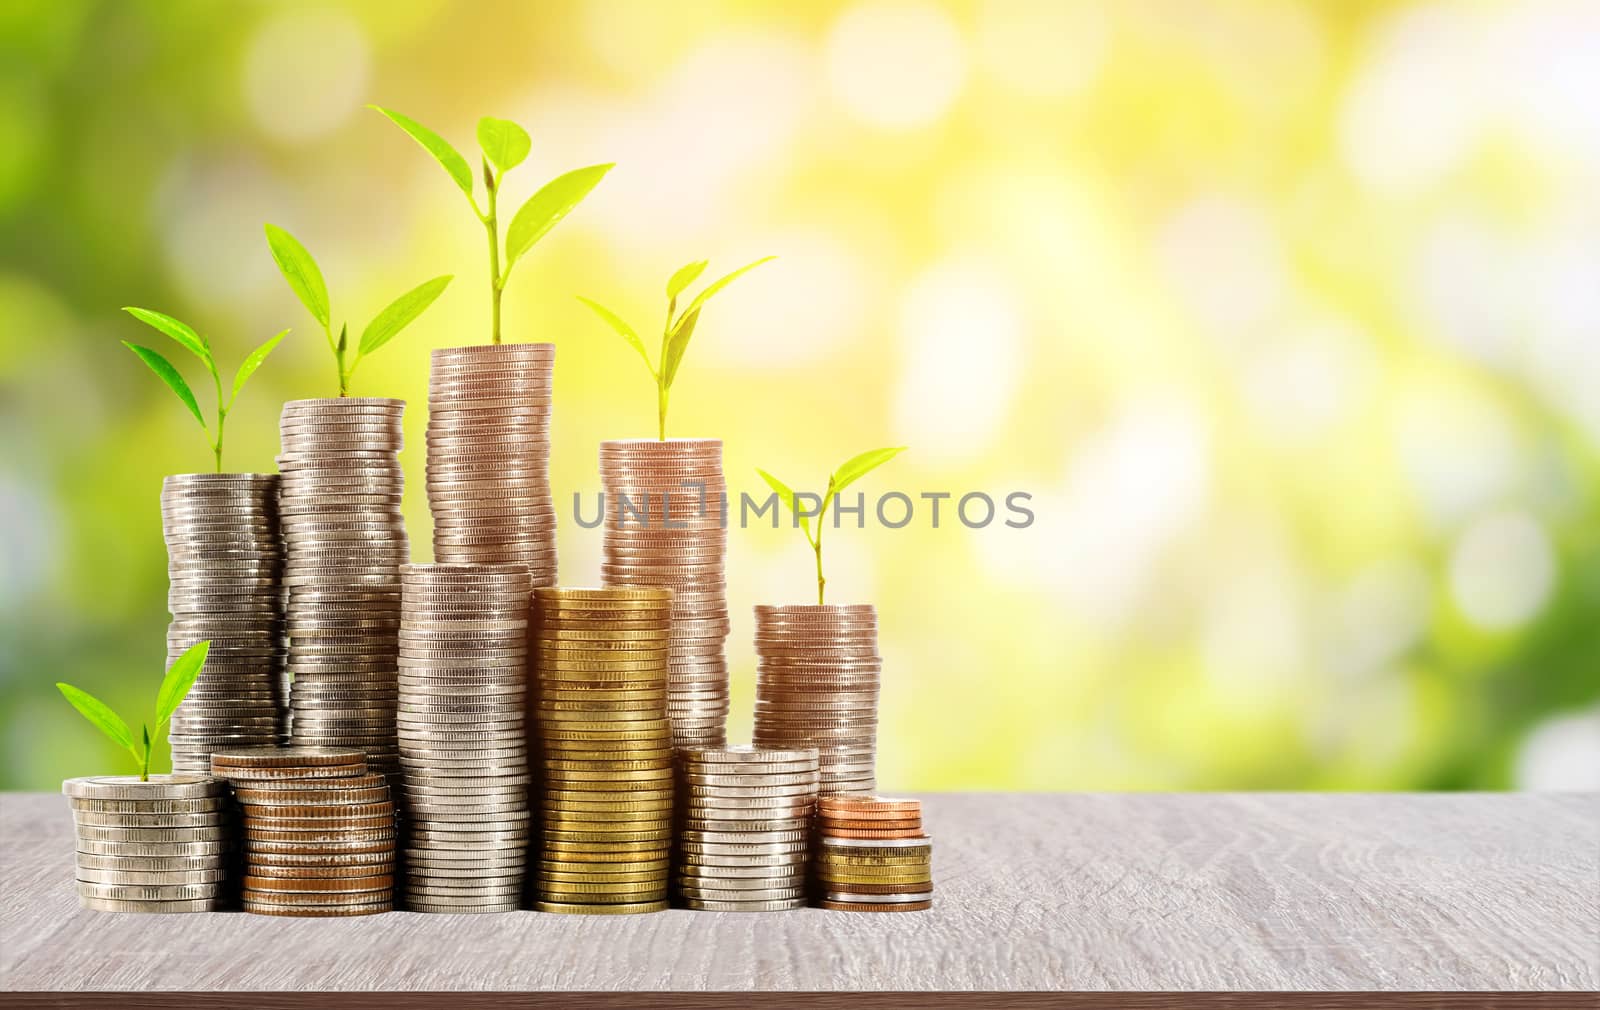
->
[757,446,907,605]
[122,309,288,472]
[578,257,774,440]
[264,223,451,397]
[371,106,612,346]
[56,641,210,782]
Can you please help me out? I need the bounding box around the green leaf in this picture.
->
[673,256,775,332]
[156,640,210,725]
[666,260,708,300]
[359,275,453,356]
[56,683,138,757]
[505,163,614,268]
[660,308,699,388]
[576,296,654,375]
[123,307,212,372]
[476,116,531,174]
[123,342,205,429]
[370,105,475,200]
[757,468,810,542]
[830,446,907,496]
[264,224,330,329]
[230,329,289,405]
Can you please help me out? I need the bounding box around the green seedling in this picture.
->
[579,257,774,439]
[758,446,907,605]
[264,223,451,396]
[371,106,612,345]
[121,309,288,472]
[56,641,210,782]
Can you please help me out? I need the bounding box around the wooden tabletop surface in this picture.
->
[1,791,1594,993]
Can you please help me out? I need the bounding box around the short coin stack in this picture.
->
[278,398,408,786]
[532,586,673,914]
[398,562,532,913]
[161,473,284,774]
[752,604,880,793]
[676,746,819,911]
[599,439,730,749]
[211,746,396,916]
[65,775,229,912]
[814,796,932,912]
[426,344,557,584]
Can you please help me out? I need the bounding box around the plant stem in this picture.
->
[813,497,827,606]
[211,369,225,473]
[657,384,668,441]
[484,172,502,345]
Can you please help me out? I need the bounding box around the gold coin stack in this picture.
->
[531,586,673,914]
[814,796,932,912]
[210,746,396,917]
[426,344,557,585]
[752,604,880,793]
[64,775,230,913]
[599,439,729,749]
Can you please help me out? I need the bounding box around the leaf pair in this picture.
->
[56,641,210,781]
[757,447,907,544]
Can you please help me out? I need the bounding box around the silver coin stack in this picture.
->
[278,398,408,787]
[426,344,557,584]
[675,746,819,911]
[65,775,230,913]
[599,439,730,749]
[752,605,880,794]
[161,473,285,774]
[397,563,532,913]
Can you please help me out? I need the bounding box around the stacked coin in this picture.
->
[65,775,230,912]
[752,605,880,793]
[814,797,931,912]
[599,439,729,749]
[531,587,673,914]
[211,746,396,916]
[162,473,284,774]
[426,344,557,585]
[278,398,408,787]
[398,562,532,912]
[675,746,819,911]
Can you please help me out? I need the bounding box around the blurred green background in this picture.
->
[2,0,1597,792]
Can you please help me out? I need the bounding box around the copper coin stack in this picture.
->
[531,587,673,915]
[161,473,285,774]
[398,562,532,913]
[426,344,557,584]
[752,604,880,793]
[278,398,408,787]
[211,746,396,916]
[65,775,230,913]
[675,746,819,911]
[814,796,932,912]
[598,439,729,749]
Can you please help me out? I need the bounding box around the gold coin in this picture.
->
[531,899,668,915]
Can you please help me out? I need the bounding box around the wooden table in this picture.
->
[2,791,1594,1007]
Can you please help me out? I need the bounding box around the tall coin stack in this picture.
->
[211,746,396,916]
[599,439,729,748]
[65,775,229,913]
[278,398,408,786]
[814,796,932,912]
[426,344,557,584]
[398,562,532,913]
[675,746,819,911]
[162,473,284,774]
[752,604,880,794]
[532,587,673,915]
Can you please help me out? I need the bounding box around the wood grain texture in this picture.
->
[1,792,1594,993]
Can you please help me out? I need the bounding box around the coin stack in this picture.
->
[675,746,819,911]
[426,344,557,585]
[278,398,408,787]
[599,439,729,749]
[531,586,673,914]
[65,775,230,913]
[211,746,396,917]
[752,604,880,793]
[814,796,932,912]
[397,562,532,913]
[161,473,285,774]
